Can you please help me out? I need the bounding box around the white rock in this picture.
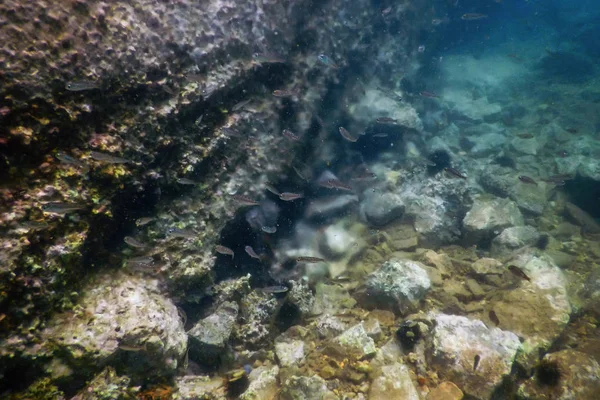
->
[463,197,524,242]
[369,362,419,400]
[275,340,305,367]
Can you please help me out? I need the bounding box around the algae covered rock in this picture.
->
[369,362,419,400]
[37,272,187,382]
[463,197,524,242]
[364,258,431,314]
[360,191,405,227]
[329,323,377,361]
[280,375,338,400]
[491,225,540,257]
[427,313,521,399]
[71,367,137,400]
[239,365,280,400]
[188,301,238,365]
[275,339,306,367]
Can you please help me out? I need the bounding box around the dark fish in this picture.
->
[273,89,298,97]
[232,99,252,112]
[167,228,197,239]
[518,175,537,185]
[221,127,242,137]
[177,178,199,185]
[461,13,488,20]
[232,194,259,206]
[489,310,500,326]
[41,202,86,214]
[320,179,353,192]
[376,117,398,124]
[124,236,147,249]
[565,128,578,134]
[317,54,339,69]
[296,256,326,263]
[339,126,359,142]
[126,256,154,266]
[55,152,87,169]
[473,355,481,371]
[261,226,277,234]
[279,192,303,201]
[244,245,262,260]
[516,133,534,139]
[65,80,99,91]
[419,91,439,98]
[136,217,155,226]
[216,245,234,258]
[282,129,301,141]
[260,285,289,294]
[90,151,130,164]
[507,265,531,281]
[444,167,467,179]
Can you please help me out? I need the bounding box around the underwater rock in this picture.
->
[312,282,357,316]
[364,258,431,314]
[319,223,358,258]
[329,323,377,361]
[564,202,600,234]
[421,250,453,278]
[350,88,423,131]
[187,301,238,366]
[314,314,347,339]
[427,313,521,399]
[465,131,507,158]
[427,381,464,400]
[173,375,226,400]
[239,365,280,400]
[360,191,405,227]
[463,197,524,242]
[70,367,137,400]
[490,226,541,257]
[469,258,504,285]
[488,254,571,371]
[509,136,544,156]
[286,280,315,317]
[275,339,305,367]
[36,273,187,382]
[236,292,280,348]
[518,349,600,400]
[369,362,419,400]
[279,375,338,400]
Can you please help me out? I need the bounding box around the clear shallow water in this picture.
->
[1,0,600,399]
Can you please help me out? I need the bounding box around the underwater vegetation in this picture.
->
[1,0,600,399]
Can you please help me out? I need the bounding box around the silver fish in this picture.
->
[339,127,359,142]
[41,202,86,214]
[194,115,204,126]
[126,256,154,266]
[216,245,234,258]
[90,151,130,164]
[265,183,280,196]
[18,221,50,231]
[232,99,252,112]
[124,236,147,249]
[65,80,99,91]
[260,285,289,294]
[252,53,286,64]
[245,245,262,260]
[167,228,197,239]
[261,226,277,234]
[279,192,303,201]
[136,217,155,226]
[55,152,87,169]
[232,194,259,206]
[177,178,199,185]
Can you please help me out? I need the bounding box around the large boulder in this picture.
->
[463,197,524,242]
[188,302,238,365]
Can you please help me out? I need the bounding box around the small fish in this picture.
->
[124,236,147,249]
[507,265,531,281]
[41,202,86,214]
[232,194,259,206]
[194,115,204,126]
[18,221,50,231]
[126,256,154,266]
[65,80,99,91]
[565,128,578,134]
[376,117,398,124]
[185,73,203,82]
[518,175,537,185]
[418,45,426,53]
[516,133,534,139]
[372,133,389,138]
[261,226,277,234]
[489,310,500,326]
[252,53,286,64]
[444,167,467,179]
[55,152,87,169]
[473,355,481,371]
[541,174,572,184]
[279,192,304,201]
[177,178,199,185]
[90,151,130,164]
[265,183,280,196]
[419,91,439,98]
[339,127,358,142]
[232,99,252,112]
[221,127,242,137]
[244,245,262,260]
[461,13,488,20]
[119,344,146,352]
[260,285,289,294]
[273,89,298,97]
[377,86,403,102]
[557,150,569,158]
[167,228,197,239]
[381,6,392,16]
[136,217,155,226]
[317,54,339,69]
[352,171,377,181]
[320,179,353,192]
[296,256,326,263]
[216,245,234,258]
[282,129,301,141]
